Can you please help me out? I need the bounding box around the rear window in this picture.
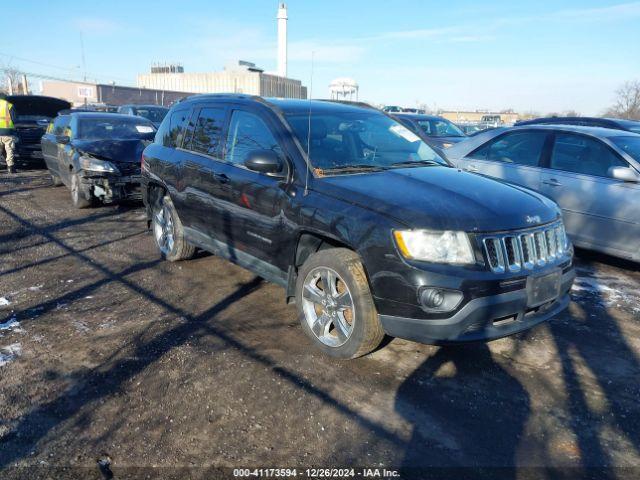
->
[415,119,465,137]
[133,107,168,123]
[76,117,155,140]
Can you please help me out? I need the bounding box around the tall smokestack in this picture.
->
[277,2,288,77]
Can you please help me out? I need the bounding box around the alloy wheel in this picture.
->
[153,204,175,255]
[301,267,355,347]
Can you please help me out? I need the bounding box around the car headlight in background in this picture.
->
[79,156,119,174]
[393,230,475,265]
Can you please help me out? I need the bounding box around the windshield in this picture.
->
[415,118,465,137]
[132,107,168,123]
[285,110,447,172]
[76,117,156,140]
[611,136,640,162]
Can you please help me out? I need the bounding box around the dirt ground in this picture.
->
[1,168,639,480]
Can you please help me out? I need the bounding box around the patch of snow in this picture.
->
[0,317,20,331]
[73,320,90,333]
[572,271,640,311]
[0,343,22,367]
[0,297,9,306]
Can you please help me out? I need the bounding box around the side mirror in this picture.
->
[244,149,285,176]
[57,135,70,145]
[609,166,640,183]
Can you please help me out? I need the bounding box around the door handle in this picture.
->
[214,173,230,184]
[543,178,562,187]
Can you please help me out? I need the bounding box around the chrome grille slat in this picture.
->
[482,222,568,273]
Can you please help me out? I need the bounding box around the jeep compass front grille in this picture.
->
[482,223,568,273]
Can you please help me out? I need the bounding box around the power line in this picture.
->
[0,52,134,85]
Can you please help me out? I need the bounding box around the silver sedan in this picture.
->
[445,125,640,262]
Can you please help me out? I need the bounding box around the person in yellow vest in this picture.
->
[0,93,17,174]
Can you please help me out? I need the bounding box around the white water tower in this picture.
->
[329,78,359,101]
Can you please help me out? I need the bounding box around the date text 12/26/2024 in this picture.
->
[233,468,401,478]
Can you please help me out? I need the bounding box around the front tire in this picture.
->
[295,248,385,359]
[70,172,92,208]
[51,173,63,187]
[152,194,195,261]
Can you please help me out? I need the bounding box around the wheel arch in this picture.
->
[144,181,168,227]
[286,230,370,304]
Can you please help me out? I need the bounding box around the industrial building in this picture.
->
[439,110,520,124]
[136,4,307,99]
[136,60,307,99]
[40,80,189,107]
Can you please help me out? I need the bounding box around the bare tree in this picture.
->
[0,65,27,95]
[606,80,640,120]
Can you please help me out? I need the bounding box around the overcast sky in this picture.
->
[3,0,639,114]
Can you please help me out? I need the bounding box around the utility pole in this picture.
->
[6,75,13,95]
[21,74,28,94]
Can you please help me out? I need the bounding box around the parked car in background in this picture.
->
[41,113,155,208]
[142,94,574,358]
[459,124,483,135]
[392,113,467,150]
[445,125,640,262]
[82,104,119,113]
[402,108,426,114]
[118,104,170,128]
[515,116,640,133]
[2,95,70,164]
[479,115,503,129]
[382,105,404,113]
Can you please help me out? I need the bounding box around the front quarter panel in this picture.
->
[299,186,410,300]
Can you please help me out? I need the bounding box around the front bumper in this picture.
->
[379,268,575,344]
[81,174,142,202]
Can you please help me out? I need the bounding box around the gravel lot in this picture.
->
[1,168,639,479]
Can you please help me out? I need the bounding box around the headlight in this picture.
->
[79,156,119,174]
[393,230,475,265]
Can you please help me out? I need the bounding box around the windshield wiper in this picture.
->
[387,160,444,168]
[322,164,384,174]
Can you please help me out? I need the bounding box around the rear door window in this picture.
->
[550,133,628,178]
[188,108,226,157]
[469,131,547,167]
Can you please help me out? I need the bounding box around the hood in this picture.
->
[7,95,71,119]
[316,166,560,232]
[72,139,148,164]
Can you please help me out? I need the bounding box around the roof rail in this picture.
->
[318,99,377,110]
[176,92,262,104]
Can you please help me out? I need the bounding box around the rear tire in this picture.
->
[152,194,196,261]
[295,248,385,359]
[70,173,92,209]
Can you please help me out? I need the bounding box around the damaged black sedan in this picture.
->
[41,113,155,208]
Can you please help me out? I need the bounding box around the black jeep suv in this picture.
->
[141,95,575,358]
